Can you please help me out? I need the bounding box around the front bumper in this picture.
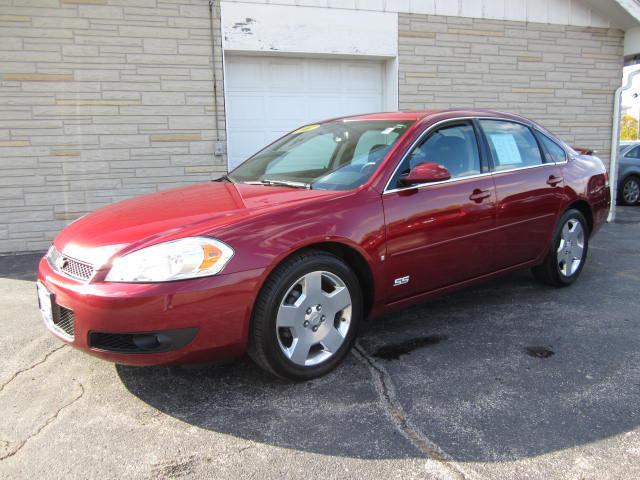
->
[37,257,265,366]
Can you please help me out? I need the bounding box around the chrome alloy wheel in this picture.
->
[557,218,585,277]
[623,178,640,204]
[276,271,352,367]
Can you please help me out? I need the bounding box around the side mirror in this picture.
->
[399,162,451,186]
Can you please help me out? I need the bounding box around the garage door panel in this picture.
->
[227,130,267,167]
[304,95,356,119]
[346,64,382,91]
[227,94,266,122]
[226,55,384,169]
[267,61,304,89]
[307,63,343,90]
[266,94,308,120]
[225,60,263,89]
[347,96,383,114]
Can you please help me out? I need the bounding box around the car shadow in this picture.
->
[117,239,640,462]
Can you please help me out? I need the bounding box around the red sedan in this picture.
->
[37,110,610,380]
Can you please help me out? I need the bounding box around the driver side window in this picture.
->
[390,122,481,188]
[352,129,400,165]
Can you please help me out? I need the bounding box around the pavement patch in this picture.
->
[525,346,555,359]
[373,335,448,360]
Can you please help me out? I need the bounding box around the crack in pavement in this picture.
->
[0,344,67,394]
[0,378,85,461]
[352,342,478,480]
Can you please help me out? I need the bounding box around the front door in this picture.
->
[382,121,497,302]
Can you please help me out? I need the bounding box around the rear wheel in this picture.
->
[620,176,640,205]
[248,250,362,380]
[532,209,588,287]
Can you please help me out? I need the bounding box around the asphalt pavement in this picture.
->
[0,207,639,479]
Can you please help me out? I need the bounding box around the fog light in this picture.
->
[132,333,171,351]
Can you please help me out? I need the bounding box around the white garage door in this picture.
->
[224,55,384,169]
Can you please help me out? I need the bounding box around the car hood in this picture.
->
[54,181,340,267]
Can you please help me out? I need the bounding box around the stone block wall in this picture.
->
[0,0,226,253]
[398,13,624,167]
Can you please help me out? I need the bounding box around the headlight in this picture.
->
[105,237,234,282]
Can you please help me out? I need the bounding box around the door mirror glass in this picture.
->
[400,162,451,186]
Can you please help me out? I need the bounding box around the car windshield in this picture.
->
[228,119,414,190]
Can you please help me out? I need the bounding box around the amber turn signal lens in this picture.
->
[199,244,223,269]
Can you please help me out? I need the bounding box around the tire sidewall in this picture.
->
[552,209,589,285]
[258,254,362,380]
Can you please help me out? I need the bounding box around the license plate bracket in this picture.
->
[37,281,55,328]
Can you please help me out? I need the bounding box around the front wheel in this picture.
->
[248,250,362,380]
[532,209,589,287]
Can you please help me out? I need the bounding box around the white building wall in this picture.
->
[221,2,400,111]
[220,0,613,28]
[221,2,397,56]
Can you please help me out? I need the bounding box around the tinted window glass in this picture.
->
[230,120,413,191]
[266,134,335,174]
[352,129,402,166]
[390,123,480,188]
[480,120,543,171]
[538,133,566,163]
[625,145,640,158]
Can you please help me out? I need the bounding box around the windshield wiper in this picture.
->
[244,180,312,189]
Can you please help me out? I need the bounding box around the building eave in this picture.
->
[582,0,640,29]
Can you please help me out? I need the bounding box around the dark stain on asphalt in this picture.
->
[526,346,555,358]
[373,335,447,360]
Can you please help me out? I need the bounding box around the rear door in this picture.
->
[478,119,565,270]
[382,120,497,302]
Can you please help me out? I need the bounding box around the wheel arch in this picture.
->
[258,241,376,321]
[566,199,593,235]
[308,242,375,319]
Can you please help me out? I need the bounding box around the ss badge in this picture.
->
[393,276,410,287]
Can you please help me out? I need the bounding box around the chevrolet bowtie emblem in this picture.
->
[55,256,68,270]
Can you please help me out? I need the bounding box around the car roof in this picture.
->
[335,109,533,124]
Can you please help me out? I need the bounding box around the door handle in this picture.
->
[547,175,563,186]
[469,189,491,203]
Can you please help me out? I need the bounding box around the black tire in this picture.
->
[532,209,589,287]
[247,249,362,381]
[619,176,640,205]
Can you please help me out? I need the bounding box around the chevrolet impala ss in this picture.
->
[37,110,610,380]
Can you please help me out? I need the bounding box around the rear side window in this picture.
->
[479,120,544,171]
[538,133,567,163]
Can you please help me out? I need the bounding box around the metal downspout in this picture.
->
[609,68,640,222]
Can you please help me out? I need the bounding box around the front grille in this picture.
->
[47,247,95,281]
[54,306,75,338]
[62,258,94,280]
